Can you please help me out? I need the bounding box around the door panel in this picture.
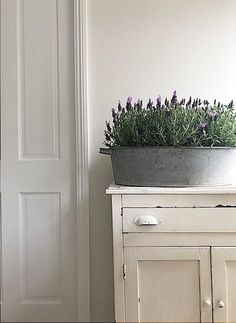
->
[124,247,212,323]
[18,0,59,159]
[19,193,61,302]
[212,247,236,323]
[1,0,77,321]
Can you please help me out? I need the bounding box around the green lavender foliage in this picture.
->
[104,92,236,147]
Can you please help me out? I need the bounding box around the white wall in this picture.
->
[87,0,236,321]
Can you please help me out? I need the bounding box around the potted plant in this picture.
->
[100,91,236,186]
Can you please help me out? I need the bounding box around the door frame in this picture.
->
[74,0,90,321]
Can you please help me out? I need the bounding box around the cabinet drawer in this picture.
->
[123,207,236,233]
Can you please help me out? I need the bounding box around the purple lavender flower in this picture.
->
[192,99,197,108]
[118,100,122,112]
[156,95,162,108]
[106,121,111,132]
[137,99,142,111]
[147,98,153,110]
[186,96,192,107]
[229,100,234,109]
[105,133,111,141]
[171,90,178,104]
[112,108,116,118]
[207,111,218,120]
[126,96,132,111]
[199,122,207,135]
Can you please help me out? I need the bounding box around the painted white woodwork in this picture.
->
[124,232,236,247]
[19,193,61,303]
[17,0,60,160]
[125,247,211,323]
[123,207,236,233]
[111,195,125,323]
[107,183,236,195]
[73,0,90,321]
[212,247,236,323]
[122,194,236,208]
[1,0,82,321]
[108,184,236,323]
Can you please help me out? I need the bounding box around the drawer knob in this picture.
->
[204,299,211,307]
[217,300,225,309]
[134,215,160,226]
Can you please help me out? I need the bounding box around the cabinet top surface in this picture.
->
[106,183,236,195]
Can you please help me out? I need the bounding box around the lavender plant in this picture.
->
[104,91,236,147]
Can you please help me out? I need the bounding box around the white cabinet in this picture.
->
[107,185,236,323]
[212,247,236,323]
[124,247,211,323]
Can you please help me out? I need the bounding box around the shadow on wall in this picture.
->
[89,154,115,322]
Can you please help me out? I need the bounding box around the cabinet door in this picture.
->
[212,247,236,323]
[124,247,212,323]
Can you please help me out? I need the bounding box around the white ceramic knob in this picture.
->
[218,300,225,308]
[204,299,211,307]
[134,215,160,226]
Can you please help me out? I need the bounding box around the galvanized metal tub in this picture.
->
[100,146,236,187]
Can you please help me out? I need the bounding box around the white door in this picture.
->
[212,247,236,323]
[124,247,212,323]
[1,0,78,321]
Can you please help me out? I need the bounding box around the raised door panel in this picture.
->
[212,247,236,323]
[18,0,59,159]
[124,247,212,323]
[19,193,61,303]
[1,0,77,321]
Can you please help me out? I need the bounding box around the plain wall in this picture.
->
[87,0,236,321]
